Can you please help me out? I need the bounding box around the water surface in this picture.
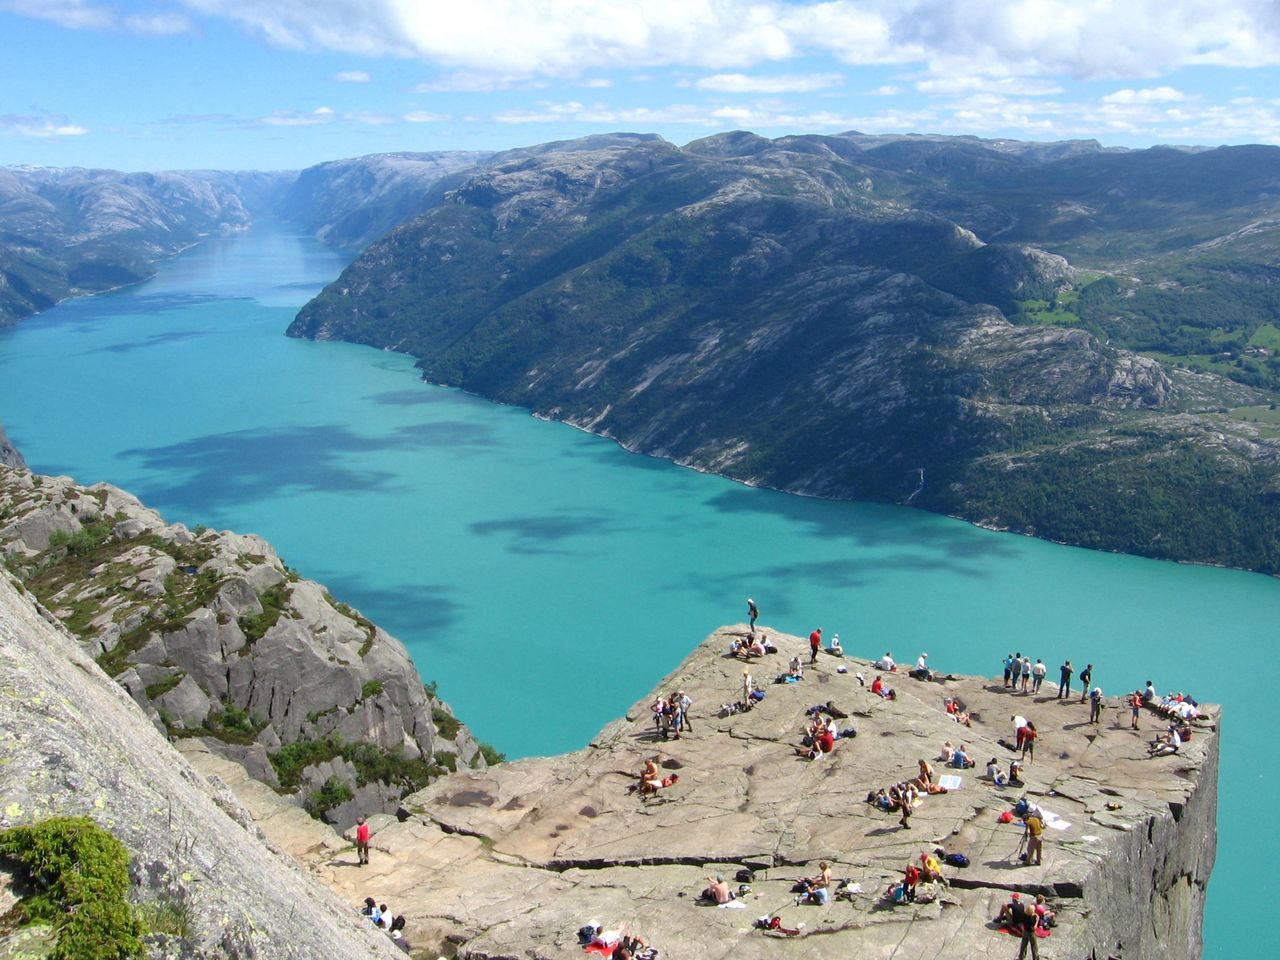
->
[0,226,1270,956]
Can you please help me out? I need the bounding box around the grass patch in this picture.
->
[432,706,461,740]
[237,582,291,645]
[360,679,383,699]
[0,816,146,960]
[304,776,353,819]
[143,671,184,701]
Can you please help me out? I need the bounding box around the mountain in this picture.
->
[0,166,291,326]
[277,134,666,249]
[291,132,1280,572]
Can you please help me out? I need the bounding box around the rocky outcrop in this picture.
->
[0,568,404,959]
[0,465,484,828]
[0,421,23,470]
[209,625,1218,960]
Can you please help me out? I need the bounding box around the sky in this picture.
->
[4,0,1280,171]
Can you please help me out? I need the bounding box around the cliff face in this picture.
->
[288,134,1280,573]
[0,465,483,827]
[0,422,23,470]
[0,568,404,959]
[219,625,1218,960]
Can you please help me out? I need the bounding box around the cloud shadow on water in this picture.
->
[367,389,458,407]
[469,511,616,555]
[702,485,1020,562]
[87,329,209,354]
[313,577,466,645]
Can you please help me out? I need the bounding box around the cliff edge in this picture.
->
[233,626,1217,959]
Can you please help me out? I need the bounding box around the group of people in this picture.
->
[884,850,946,904]
[1003,654,1097,703]
[635,756,680,796]
[578,922,656,959]
[650,689,694,741]
[360,897,411,953]
[996,891,1056,958]
[939,740,977,769]
[865,758,949,829]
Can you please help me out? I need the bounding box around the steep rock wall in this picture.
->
[0,464,482,828]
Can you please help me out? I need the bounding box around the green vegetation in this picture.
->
[238,581,292,644]
[0,816,146,960]
[479,743,506,766]
[432,705,461,740]
[143,671,185,701]
[304,776,354,818]
[269,734,456,812]
[360,679,384,699]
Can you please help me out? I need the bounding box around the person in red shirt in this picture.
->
[871,675,884,696]
[355,815,371,866]
[809,628,822,664]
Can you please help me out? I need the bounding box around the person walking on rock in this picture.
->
[354,815,371,866]
[809,627,822,664]
[1079,664,1093,703]
[747,598,759,634]
[1057,660,1073,699]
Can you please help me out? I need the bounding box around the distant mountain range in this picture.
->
[4,132,1279,571]
[289,132,1280,573]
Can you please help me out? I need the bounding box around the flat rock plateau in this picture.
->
[205,626,1218,960]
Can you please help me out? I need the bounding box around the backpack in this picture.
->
[735,868,754,884]
[944,853,970,868]
[1014,798,1030,817]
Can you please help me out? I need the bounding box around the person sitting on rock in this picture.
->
[799,861,833,905]
[909,652,931,680]
[615,932,651,960]
[387,915,411,953]
[875,651,897,672]
[1034,894,1056,929]
[986,757,1008,786]
[950,743,976,768]
[827,633,843,656]
[701,874,734,904]
[788,655,804,679]
[1149,725,1183,757]
[638,757,661,792]
[1009,759,1024,786]
[918,850,945,885]
[917,758,935,787]
[939,740,956,763]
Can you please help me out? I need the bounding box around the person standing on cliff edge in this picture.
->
[809,627,822,664]
[1058,660,1073,699]
[747,598,759,634]
[1079,664,1093,703]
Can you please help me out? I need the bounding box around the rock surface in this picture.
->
[0,422,22,470]
[0,568,404,959]
[208,625,1218,960]
[0,465,484,829]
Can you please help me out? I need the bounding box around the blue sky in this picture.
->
[4,0,1280,171]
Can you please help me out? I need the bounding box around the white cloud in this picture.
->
[166,1,1280,80]
[1101,86,1185,104]
[0,1,190,33]
[0,113,88,137]
[696,72,843,94]
[581,78,614,88]
[260,106,335,126]
[403,110,446,123]
[334,69,372,83]
[916,75,1063,97]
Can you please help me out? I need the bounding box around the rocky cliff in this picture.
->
[0,563,406,958]
[210,625,1218,960]
[0,422,22,470]
[0,464,484,829]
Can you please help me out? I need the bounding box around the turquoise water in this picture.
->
[0,226,1271,955]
